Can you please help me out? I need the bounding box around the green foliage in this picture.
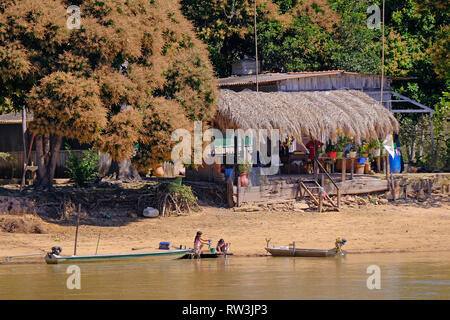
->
[325,141,338,153]
[0,152,18,178]
[0,152,12,162]
[157,179,198,215]
[328,0,382,73]
[182,0,385,76]
[336,134,349,151]
[175,185,198,204]
[258,16,334,72]
[238,161,252,174]
[357,142,371,155]
[65,146,100,187]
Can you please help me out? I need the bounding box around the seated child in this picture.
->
[216,239,229,253]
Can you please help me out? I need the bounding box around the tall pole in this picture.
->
[380,0,385,107]
[74,204,81,255]
[95,233,101,255]
[20,106,27,190]
[254,0,259,92]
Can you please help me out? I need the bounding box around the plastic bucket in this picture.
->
[210,248,215,253]
[224,168,233,179]
[328,151,337,159]
[389,149,402,173]
[358,157,366,164]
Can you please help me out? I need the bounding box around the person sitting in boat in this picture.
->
[194,231,209,253]
[216,239,229,253]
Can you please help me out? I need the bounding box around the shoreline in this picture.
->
[3,248,450,266]
[1,196,449,265]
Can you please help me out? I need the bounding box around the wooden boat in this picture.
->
[45,249,190,264]
[265,238,347,257]
[265,246,346,257]
[180,252,233,259]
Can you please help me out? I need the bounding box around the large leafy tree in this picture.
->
[182,0,448,169]
[181,0,340,76]
[0,0,217,187]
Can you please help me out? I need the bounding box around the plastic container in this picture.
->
[358,157,366,164]
[159,242,170,250]
[224,168,233,179]
[143,207,159,218]
[210,248,215,253]
[328,151,337,159]
[389,149,402,173]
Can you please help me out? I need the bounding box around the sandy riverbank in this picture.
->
[1,194,449,263]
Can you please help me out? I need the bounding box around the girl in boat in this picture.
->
[194,231,209,253]
[216,239,229,253]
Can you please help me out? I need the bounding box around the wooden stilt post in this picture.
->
[341,158,346,182]
[385,154,390,181]
[74,204,81,256]
[350,158,354,180]
[237,176,241,207]
[318,191,323,213]
[314,141,318,182]
[234,134,240,207]
[376,156,381,173]
[337,189,341,210]
[95,233,101,255]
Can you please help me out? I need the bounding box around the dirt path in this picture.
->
[1,196,449,263]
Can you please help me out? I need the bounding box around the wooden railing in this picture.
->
[313,158,341,211]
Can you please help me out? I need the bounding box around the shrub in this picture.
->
[65,145,100,186]
[157,178,198,216]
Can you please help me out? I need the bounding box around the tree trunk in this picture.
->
[35,134,50,187]
[409,125,417,163]
[118,159,141,180]
[107,159,141,181]
[35,134,62,189]
[418,127,424,159]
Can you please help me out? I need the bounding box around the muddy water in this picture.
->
[0,252,449,299]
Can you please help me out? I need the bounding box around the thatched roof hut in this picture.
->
[216,89,399,144]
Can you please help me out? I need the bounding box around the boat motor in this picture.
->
[48,246,62,256]
[44,247,62,264]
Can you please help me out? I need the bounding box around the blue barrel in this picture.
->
[224,168,233,179]
[389,149,402,173]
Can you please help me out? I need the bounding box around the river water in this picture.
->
[1,252,449,299]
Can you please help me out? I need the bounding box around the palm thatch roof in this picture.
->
[216,89,399,144]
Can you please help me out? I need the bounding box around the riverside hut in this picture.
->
[185,68,429,208]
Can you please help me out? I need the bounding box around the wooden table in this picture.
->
[280,153,309,174]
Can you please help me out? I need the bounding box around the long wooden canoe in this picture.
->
[180,252,234,259]
[45,249,190,264]
[265,246,346,257]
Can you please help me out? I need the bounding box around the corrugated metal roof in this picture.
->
[219,70,413,87]
[0,112,33,124]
